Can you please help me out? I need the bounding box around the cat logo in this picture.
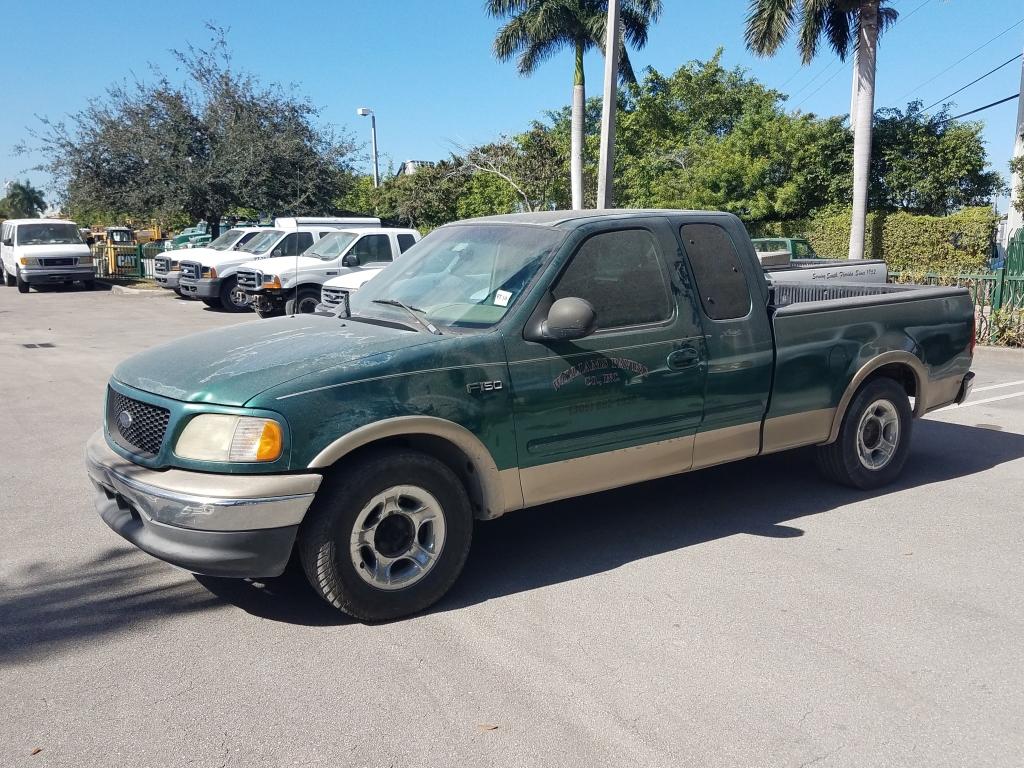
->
[466,380,503,395]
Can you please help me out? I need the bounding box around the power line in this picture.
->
[937,93,1019,124]
[922,53,1023,112]
[795,64,846,110]
[897,16,1024,102]
[896,0,936,25]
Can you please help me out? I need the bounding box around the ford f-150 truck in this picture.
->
[236,227,420,317]
[86,210,975,621]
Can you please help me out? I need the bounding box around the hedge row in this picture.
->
[748,206,998,274]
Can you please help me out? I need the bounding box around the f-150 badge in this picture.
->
[467,380,503,394]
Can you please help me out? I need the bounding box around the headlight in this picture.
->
[170,261,179,269]
[201,266,218,278]
[19,257,37,266]
[175,414,283,462]
[263,274,282,289]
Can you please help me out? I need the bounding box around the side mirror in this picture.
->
[342,254,359,268]
[1,238,11,247]
[540,297,597,341]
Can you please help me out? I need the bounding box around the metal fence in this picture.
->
[92,242,164,279]
[889,229,1024,344]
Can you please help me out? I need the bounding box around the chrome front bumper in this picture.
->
[85,430,322,577]
[21,266,95,283]
[155,271,181,289]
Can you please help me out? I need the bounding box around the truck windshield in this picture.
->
[238,230,283,254]
[349,224,563,331]
[17,223,84,246]
[306,232,358,261]
[208,229,244,250]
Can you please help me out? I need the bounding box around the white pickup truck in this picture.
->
[154,226,265,295]
[316,265,387,315]
[236,227,420,317]
[177,217,381,311]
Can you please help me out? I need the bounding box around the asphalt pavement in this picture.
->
[2,285,1023,767]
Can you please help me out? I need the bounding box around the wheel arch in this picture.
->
[827,351,927,443]
[308,416,523,520]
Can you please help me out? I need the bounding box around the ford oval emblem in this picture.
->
[118,410,133,431]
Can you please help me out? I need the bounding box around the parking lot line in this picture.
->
[972,379,1024,393]
[935,389,1024,412]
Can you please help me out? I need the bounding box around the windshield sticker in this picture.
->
[552,357,649,390]
[494,289,512,307]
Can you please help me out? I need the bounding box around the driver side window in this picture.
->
[348,234,392,266]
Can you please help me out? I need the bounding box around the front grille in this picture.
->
[236,269,260,290]
[106,387,170,457]
[42,258,76,267]
[154,257,172,275]
[179,261,201,281]
[321,287,349,312]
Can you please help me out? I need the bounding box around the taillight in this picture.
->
[970,313,977,355]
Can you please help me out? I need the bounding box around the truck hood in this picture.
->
[174,246,222,266]
[323,269,383,290]
[243,255,326,276]
[19,244,91,258]
[113,315,441,407]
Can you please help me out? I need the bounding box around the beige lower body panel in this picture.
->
[519,434,695,508]
[762,408,836,454]
[691,421,760,470]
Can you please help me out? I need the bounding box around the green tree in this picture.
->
[870,103,1006,215]
[487,0,661,210]
[745,0,899,259]
[1,180,47,218]
[26,26,355,236]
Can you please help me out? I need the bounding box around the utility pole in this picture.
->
[596,0,620,209]
[1004,46,1024,246]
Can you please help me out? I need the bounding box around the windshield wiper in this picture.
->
[372,299,442,335]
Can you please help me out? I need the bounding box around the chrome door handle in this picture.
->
[667,348,701,370]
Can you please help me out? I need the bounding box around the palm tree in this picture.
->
[3,180,47,218]
[488,0,662,210]
[746,0,898,259]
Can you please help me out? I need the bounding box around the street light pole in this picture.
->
[357,107,380,188]
[1004,46,1024,246]
[596,0,621,209]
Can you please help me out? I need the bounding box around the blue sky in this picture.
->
[3,0,1021,213]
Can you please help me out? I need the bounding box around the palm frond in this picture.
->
[823,2,854,60]
[485,0,531,19]
[745,0,798,56]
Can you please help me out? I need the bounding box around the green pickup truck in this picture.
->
[87,210,975,620]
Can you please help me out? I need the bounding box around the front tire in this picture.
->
[201,297,223,309]
[284,287,321,315]
[300,450,473,621]
[16,268,29,293]
[218,276,249,313]
[815,377,912,489]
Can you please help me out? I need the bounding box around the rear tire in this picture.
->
[218,276,249,313]
[16,268,29,293]
[284,287,321,315]
[300,450,473,622]
[815,377,912,489]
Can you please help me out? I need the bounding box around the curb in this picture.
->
[98,280,170,297]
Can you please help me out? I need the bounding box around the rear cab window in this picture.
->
[397,234,417,253]
[679,223,752,321]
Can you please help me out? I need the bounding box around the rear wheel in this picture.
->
[300,450,473,621]
[16,268,29,293]
[284,287,321,315]
[218,276,249,313]
[815,377,912,489]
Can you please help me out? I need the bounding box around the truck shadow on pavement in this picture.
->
[0,548,224,664]
[6,419,1018,652]
[196,419,1024,624]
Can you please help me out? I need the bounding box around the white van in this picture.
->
[177,217,380,311]
[0,219,95,293]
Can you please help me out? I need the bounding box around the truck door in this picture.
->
[677,221,774,468]
[505,218,707,507]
